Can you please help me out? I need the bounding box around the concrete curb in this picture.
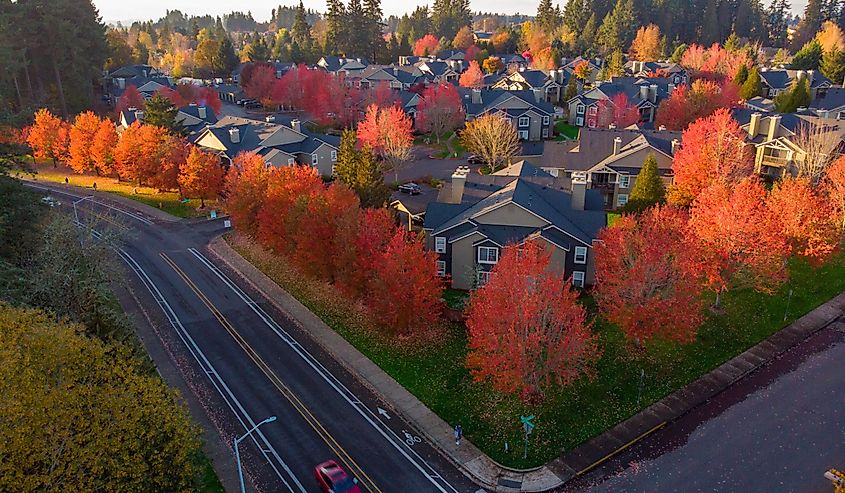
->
[207,234,845,492]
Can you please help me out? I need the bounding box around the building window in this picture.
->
[435,236,446,253]
[504,117,513,125]
[619,175,630,188]
[617,194,629,207]
[311,153,318,164]
[331,150,338,161]
[542,128,549,138]
[576,104,585,115]
[543,115,550,125]
[287,158,295,165]
[477,271,492,287]
[518,130,529,140]
[478,246,499,264]
[436,260,446,277]
[574,246,587,264]
[576,116,584,126]
[518,116,530,127]
[838,111,845,120]
[588,106,597,116]
[572,270,585,288]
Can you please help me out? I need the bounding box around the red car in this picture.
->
[314,460,362,493]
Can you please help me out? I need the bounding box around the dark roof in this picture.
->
[197,115,339,161]
[760,69,832,90]
[492,160,553,178]
[460,89,555,116]
[541,127,681,171]
[810,87,845,111]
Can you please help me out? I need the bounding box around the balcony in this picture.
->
[590,181,616,191]
[760,154,791,168]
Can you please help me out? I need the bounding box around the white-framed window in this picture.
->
[542,128,549,138]
[311,153,318,164]
[576,104,585,115]
[504,117,513,125]
[518,130,529,140]
[574,246,588,264]
[287,158,295,165]
[619,175,630,188]
[434,236,446,253]
[331,150,338,161]
[477,271,492,287]
[436,260,446,277]
[542,115,550,125]
[477,246,499,264]
[572,270,585,288]
[518,116,530,127]
[331,164,337,176]
[588,106,597,116]
[617,194,629,207]
[576,116,584,126]
[838,111,845,120]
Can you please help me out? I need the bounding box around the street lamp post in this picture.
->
[234,415,277,493]
[72,195,94,245]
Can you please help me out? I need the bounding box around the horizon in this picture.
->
[94,0,809,27]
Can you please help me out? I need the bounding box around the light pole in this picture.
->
[234,415,277,493]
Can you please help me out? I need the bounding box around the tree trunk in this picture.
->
[51,55,69,120]
[21,50,34,103]
[12,73,23,111]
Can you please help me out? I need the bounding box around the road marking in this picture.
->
[160,252,383,493]
[575,421,667,477]
[189,247,460,493]
[378,407,391,420]
[117,249,306,493]
[23,182,155,225]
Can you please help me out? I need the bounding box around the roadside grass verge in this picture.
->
[16,162,212,218]
[229,232,845,468]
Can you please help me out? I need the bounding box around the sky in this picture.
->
[94,0,808,26]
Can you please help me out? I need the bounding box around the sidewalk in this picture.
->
[208,236,845,491]
[19,176,182,223]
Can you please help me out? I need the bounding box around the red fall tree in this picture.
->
[687,178,788,307]
[416,83,465,142]
[766,177,839,264]
[67,111,102,174]
[596,92,641,128]
[465,241,600,401]
[256,165,325,256]
[668,108,754,206]
[459,60,485,88]
[823,156,845,230]
[243,64,278,108]
[366,228,443,339]
[413,34,440,56]
[655,79,740,131]
[594,205,707,344]
[115,85,145,117]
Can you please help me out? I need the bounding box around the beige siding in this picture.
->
[473,203,548,228]
[534,237,568,274]
[450,233,483,290]
[195,132,227,151]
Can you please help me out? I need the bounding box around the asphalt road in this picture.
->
[563,317,845,493]
[40,186,478,493]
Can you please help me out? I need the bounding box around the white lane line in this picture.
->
[24,182,155,225]
[116,247,307,493]
[189,247,461,493]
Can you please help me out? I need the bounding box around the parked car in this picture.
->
[40,196,61,207]
[466,154,486,165]
[398,182,422,195]
[314,460,361,493]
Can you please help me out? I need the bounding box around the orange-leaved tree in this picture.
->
[629,24,662,61]
[413,34,440,56]
[668,108,753,206]
[91,118,119,177]
[687,178,788,308]
[224,152,271,236]
[594,205,706,345]
[465,241,600,401]
[68,111,103,174]
[27,108,66,164]
[255,165,325,256]
[366,228,443,339]
[356,104,413,182]
[459,60,485,88]
[766,177,840,264]
[137,125,185,191]
[178,147,224,207]
[823,156,845,230]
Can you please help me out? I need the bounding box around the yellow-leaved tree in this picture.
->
[0,303,203,492]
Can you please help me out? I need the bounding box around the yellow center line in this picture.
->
[159,252,382,493]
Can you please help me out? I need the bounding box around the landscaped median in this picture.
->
[217,232,845,474]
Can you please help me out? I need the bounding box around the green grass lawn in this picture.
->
[17,162,211,218]
[555,120,580,140]
[230,233,845,468]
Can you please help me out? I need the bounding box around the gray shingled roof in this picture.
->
[810,87,845,111]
